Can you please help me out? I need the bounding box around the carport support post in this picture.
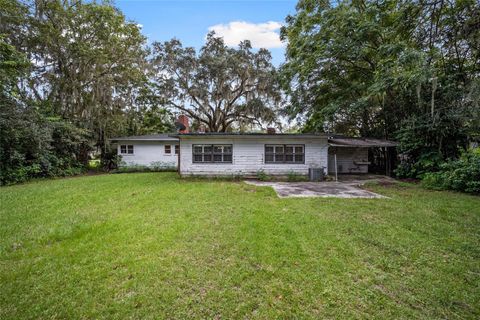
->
[384,147,389,176]
[334,153,338,181]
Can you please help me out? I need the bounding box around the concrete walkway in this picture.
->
[244,179,388,199]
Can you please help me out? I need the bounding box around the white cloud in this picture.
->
[208,21,284,49]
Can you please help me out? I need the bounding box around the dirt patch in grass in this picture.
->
[362,180,412,192]
[398,178,421,184]
[376,180,397,187]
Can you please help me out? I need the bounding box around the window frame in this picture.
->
[120,144,134,155]
[174,145,180,155]
[192,144,233,164]
[264,144,305,164]
[164,145,171,154]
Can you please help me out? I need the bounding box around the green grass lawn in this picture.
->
[1,173,479,319]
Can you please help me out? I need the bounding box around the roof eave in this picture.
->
[172,133,328,138]
[109,137,179,142]
[329,143,398,147]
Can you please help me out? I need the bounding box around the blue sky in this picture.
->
[115,0,298,66]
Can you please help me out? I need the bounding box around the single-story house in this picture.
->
[110,131,397,178]
[110,134,179,168]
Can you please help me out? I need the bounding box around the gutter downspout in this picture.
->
[176,140,181,176]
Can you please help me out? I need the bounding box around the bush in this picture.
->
[0,106,91,185]
[287,171,308,182]
[422,148,480,194]
[1,165,42,185]
[395,151,444,179]
[101,148,122,171]
[256,170,270,181]
[113,164,150,173]
[183,174,242,181]
[112,161,176,174]
[150,161,176,171]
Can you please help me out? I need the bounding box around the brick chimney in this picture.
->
[177,115,189,133]
[266,127,276,134]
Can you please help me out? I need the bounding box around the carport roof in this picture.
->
[328,137,398,147]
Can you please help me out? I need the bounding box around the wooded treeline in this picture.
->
[1,0,479,187]
[1,0,175,183]
[281,0,479,178]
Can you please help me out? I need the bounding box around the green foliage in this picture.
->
[151,33,282,132]
[0,0,173,164]
[422,148,480,193]
[0,32,89,185]
[100,147,122,171]
[395,151,444,179]
[133,106,175,135]
[183,174,243,181]
[113,162,176,174]
[256,169,270,181]
[0,36,29,94]
[149,161,177,171]
[281,0,480,176]
[20,0,149,131]
[0,105,90,185]
[0,0,175,184]
[287,170,308,182]
[88,159,101,170]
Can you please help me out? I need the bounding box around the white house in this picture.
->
[110,134,179,168]
[173,133,329,177]
[110,131,397,177]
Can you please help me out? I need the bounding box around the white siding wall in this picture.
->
[117,140,178,168]
[328,147,369,174]
[179,137,328,176]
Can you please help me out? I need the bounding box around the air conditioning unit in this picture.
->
[309,168,325,181]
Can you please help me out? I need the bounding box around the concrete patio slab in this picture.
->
[244,180,387,198]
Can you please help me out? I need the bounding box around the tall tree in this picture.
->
[41,1,147,151]
[1,35,91,185]
[151,33,282,132]
[4,0,163,152]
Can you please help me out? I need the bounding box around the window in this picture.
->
[193,144,232,163]
[120,144,134,155]
[175,145,179,155]
[265,144,304,164]
[165,145,171,154]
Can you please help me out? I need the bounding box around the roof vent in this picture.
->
[267,127,276,134]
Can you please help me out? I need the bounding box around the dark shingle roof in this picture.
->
[110,134,178,142]
[171,132,328,138]
[110,133,397,147]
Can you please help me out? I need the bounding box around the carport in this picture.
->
[328,137,398,179]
